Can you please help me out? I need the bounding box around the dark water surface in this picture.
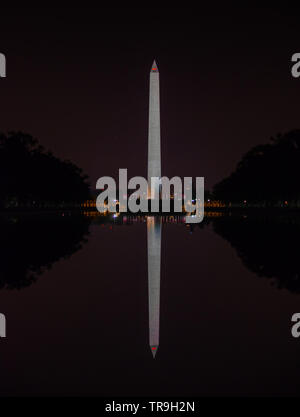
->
[0,213,299,397]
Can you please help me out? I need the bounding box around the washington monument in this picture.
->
[148,60,161,190]
[147,60,162,358]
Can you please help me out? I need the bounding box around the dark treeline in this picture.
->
[213,130,300,206]
[0,132,90,209]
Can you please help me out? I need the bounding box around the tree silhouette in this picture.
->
[0,132,90,208]
[213,130,300,205]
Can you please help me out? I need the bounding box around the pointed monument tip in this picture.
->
[151,60,159,73]
[151,346,158,358]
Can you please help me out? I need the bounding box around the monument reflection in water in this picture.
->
[147,217,162,358]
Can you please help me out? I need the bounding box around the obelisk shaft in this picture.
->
[148,61,161,187]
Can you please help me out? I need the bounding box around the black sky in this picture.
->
[1,6,300,189]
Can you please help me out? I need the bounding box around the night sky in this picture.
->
[1,6,300,190]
